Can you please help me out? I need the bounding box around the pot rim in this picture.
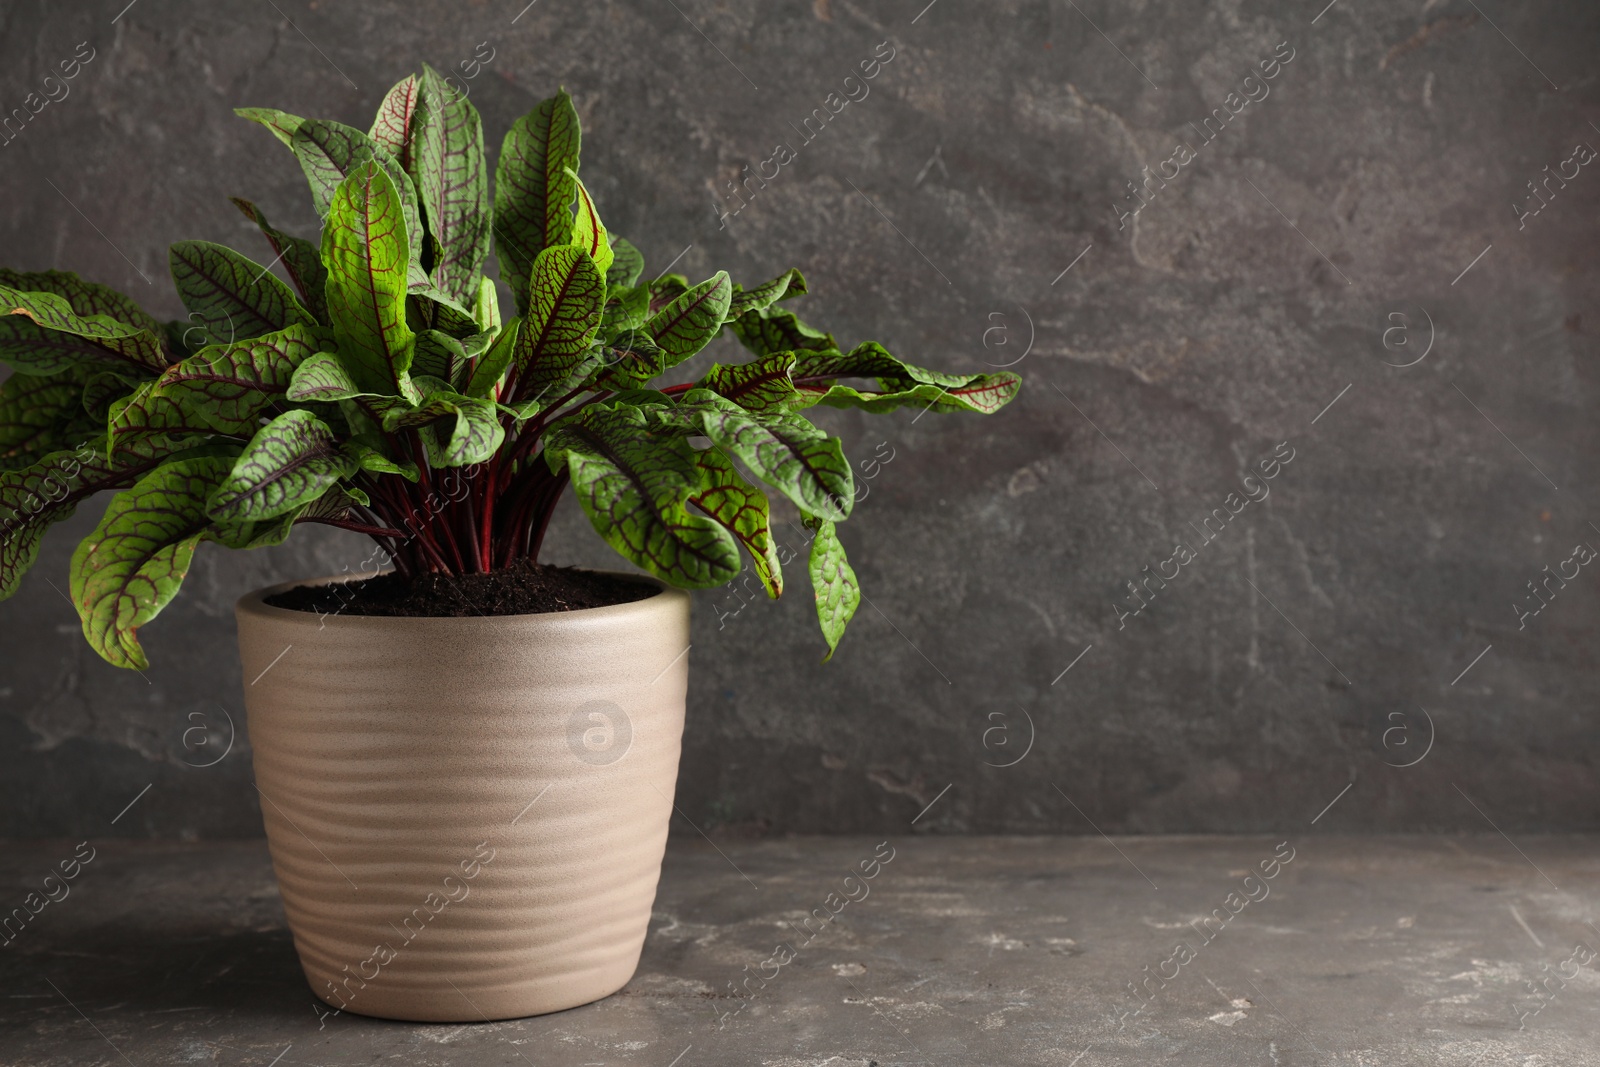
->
[235,567,679,631]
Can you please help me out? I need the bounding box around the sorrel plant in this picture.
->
[0,68,1020,669]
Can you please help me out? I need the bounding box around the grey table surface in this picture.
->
[2,834,1598,1066]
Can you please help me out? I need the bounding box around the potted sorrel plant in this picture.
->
[0,68,1020,1021]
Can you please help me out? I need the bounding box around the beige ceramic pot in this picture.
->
[235,574,690,1023]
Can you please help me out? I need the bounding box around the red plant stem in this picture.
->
[372,474,452,575]
[408,430,469,573]
[301,516,408,539]
[461,486,484,573]
[526,471,569,559]
[478,460,496,570]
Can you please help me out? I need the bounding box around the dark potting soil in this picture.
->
[262,559,658,618]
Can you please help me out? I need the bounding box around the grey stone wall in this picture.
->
[1,0,1596,837]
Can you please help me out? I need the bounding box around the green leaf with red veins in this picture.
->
[646,271,731,371]
[82,370,142,422]
[290,119,428,289]
[728,303,837,358]
[109,324,324,452]
[168,241,317,346]
[601,284,650,339]
[694,352,800,413]
[322,162,417,399]
[810,374,1022,414]
[286,350,366,403]
[228,198,330,324]
[494,89,580,315]
[690,446,781,598]
[341,438,417,481]
[679,389,853,521]
[805,515,859,661]
[0,269,163,335]
[1,448,106,598]
[591,329,668,389]
[411,66,492,305]
[0,368,99,470]
[512,245,604,399]
[0,286,171,377]
[68,455,237,669]
[412,329,469,383]
[382,391,504,467]
[235,106,305,147]
[647,274,689,315]
[543,405,741,588]
[569,174,614,279]
[368,75,420,167]
[3,441,221,601]
[725,268,807,321]
[789,341,1022,414]
[206,410,354,524]
[607,237,644,289]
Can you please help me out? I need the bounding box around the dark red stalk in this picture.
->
[301,516,408,539]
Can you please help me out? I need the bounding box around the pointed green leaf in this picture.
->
[285,350,365,402]
[368,74,420,167]
[494,89,580,314]
[341,437,417,480]
[412,328,469,383]
[229,198,330,324]
[730,304,837,359]
[322,162,417,397]
[607,238,644,289]
[678,391,853,521]
[82,369,142,422]
[570,175,614,279]
[168,241,317,346]
[726,268,807,320]
[109,324,324,452]
[690,446,781,598]
[791,342,1022,414]
[1,447,115,598]
[207,410,353,524]
[805,516,859,660]
[411,66,492,304]
[646,271,731,370]
[593,329,668,389]
[0,269,162,335]
[544,406,740,588]
[291,119,428,288]
[473,275,501,335]
[808,374,1023,414]
[0,368,99,470]
[69,455,237,669]
[601,284,650,339]
[236,106,305,147]
[512,245,604,398]
[2,440,224,599]
[382,390,504,467]
[464,317,520,398]
[648,273,690,314]
[694,352,800,413]
[0,287,170,377]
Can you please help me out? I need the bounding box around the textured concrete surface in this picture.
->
[4,835,1600,1064]
[2,1,1600,836]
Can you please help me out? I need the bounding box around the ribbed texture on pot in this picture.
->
[236,576,690,1022]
